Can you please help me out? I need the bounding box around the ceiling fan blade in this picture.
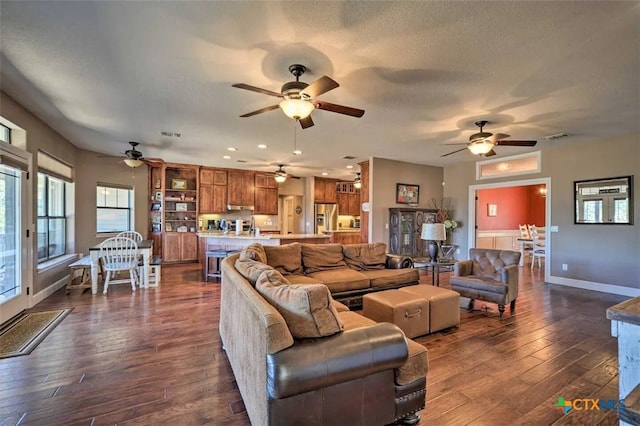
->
[496,140,538,147]
[299,115,314,129]
[483,149,497,157]
[313,100,365,117]
[232,83,283,97]
[300,76,339,99]
[487,133,510,142]
[441,147,469,157]
[239,104,280,118]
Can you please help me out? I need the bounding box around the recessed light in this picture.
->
[223,155,231,160]
[227,147,238,152]
[258,144,268,149]
[322,172,328,176]
[346,165,354,169]
[293,150,302,155]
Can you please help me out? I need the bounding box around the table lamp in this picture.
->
[421,223,446,262]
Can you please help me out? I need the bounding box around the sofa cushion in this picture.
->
[301,243,347,273]
[255,269,344,339]
[306,269,370,294]
[286,274,324,285]
[450,275,507,295]
[339,311,428,385]
[264,243,303,275]
[234,258,278,285]
[343,243,387,271]
[360,268,420,288]
[239,243,267,264]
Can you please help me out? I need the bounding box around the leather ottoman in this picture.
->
[399,285,460,333]
[362,290,430,338]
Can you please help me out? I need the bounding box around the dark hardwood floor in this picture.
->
[0,263,628,425]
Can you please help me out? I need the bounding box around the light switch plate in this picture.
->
[550,225,559,232]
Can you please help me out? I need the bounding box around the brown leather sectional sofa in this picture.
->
[220,243,428,425]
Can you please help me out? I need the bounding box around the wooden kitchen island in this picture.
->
[197,232,331,271]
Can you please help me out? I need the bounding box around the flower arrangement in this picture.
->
[444,219,458,231]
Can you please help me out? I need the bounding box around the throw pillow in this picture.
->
[343,243,387,271]
[239,243,267,264]
[255,269,344,339]
[264,243,303,275]
[235,258,278,285]
[301,243,347,274]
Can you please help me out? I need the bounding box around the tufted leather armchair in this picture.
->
[450,248,521,318]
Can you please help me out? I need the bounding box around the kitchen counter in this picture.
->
[197,232,329,240]
[323,229,360,233]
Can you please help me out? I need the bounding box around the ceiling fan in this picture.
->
[441,121,537,157]
[232,64,365,129]
[99,141,146,167]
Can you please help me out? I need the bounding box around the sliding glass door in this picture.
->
[0,145,30,324]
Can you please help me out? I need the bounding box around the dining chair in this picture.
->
[530,226,546,269]
[100,236,140,294]
[518,224,533,263]
[117,231,144,242]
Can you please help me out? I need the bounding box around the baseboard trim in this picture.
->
[32,276,68,306]
[547,275,640,297]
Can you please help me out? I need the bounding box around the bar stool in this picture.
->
[205,250,230,282]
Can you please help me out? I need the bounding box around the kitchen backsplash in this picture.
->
[199,212,279,231]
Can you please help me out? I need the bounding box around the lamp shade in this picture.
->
[421,223,446,241]
[468,140,495,155]
[279,99,315,119]
[124,158,144,168]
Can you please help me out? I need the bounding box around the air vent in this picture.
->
[543,132,568,140]
[236,159,247,163]
[160,131,181,138]
[341,155,357,160]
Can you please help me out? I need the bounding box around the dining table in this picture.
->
[88,239,154,294]
[516,238,533,266]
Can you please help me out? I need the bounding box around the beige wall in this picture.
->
[444,134,640,293]
[370,157,444,245]
[75,149,149,254]
[1,91,149,294]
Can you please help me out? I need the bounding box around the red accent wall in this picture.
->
[477,185,546,230]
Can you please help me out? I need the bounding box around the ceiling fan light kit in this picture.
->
[441,120,537,158]
[279,99,315,120]
[354,172,362,189]
[468,140,495,155]
[274,164,287,183]
[123,158,144,168]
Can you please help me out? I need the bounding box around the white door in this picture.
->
[0,144,31,324]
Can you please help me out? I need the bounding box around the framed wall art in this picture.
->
[171,178,187,190]
[487,203,497,217]
[396,183,419,204]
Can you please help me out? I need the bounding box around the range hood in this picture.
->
[227,204,255,211]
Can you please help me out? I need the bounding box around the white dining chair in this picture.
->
[117,231,144,242]
[530,226,546,269]
[100,236,140,294]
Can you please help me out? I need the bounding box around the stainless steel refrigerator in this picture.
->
[314,204,338,234]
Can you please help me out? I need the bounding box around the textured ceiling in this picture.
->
[1,1,638,180]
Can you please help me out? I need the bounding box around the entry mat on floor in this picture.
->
[0,308,72,359]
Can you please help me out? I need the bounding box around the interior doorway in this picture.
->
[467,177,551,280]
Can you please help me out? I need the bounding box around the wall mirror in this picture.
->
[574,175,633,224]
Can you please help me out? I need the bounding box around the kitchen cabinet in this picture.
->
[314,177,337,203]
[388,208,438,257]
[199,167,228,214]
[255,172,277,189]
[329,231,361,245]
[228,170,255,206]
[163,232,198,263]
[336,181,360,215]
[255,188,278,215]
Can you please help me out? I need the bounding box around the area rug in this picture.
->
[0,308,72,359]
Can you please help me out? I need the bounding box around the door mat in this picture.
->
[0,308,72,359]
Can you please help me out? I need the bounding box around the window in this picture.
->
[0,124,10,144]
[96,184,133,233]
[37,173,66,262]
